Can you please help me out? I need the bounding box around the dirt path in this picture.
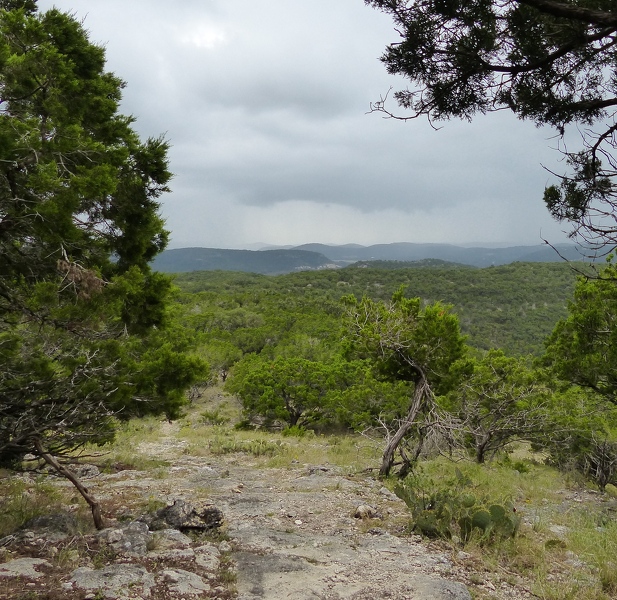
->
[109,426,524,599]
[0,419,535,599]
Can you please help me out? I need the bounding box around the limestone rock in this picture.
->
[151,528,192,549]
[379,486,402,502]
[354,504,380,519]
[97,520,150,555]
[194,543,221,570]
[0,558,52,579]
[411,575,472,600]
[161,568,210,595]
[21,512,80,542]
[71,464,101,479]
[147,499,223,532]
[71,564,155,598]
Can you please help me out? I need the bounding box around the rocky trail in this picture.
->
[0,420,538,600]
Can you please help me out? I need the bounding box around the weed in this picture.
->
[209,436,285,457]
[141,495,167,514]
[52,546,81,569]
[281,425,313,438]
[217,550,238,589]
[15,593,38,600]
[0,478,66,536]
[91,544,116,569]
[218,566,238,585]
[200,409,230,426]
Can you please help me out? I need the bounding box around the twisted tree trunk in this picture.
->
[33,438,105,530]
[379,376,432,478]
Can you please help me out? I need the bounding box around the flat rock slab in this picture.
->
[0,557,52,579]
[235,548,471,600]
[230,515,463,600]
[70,564,156,598]
[88,457,475,599]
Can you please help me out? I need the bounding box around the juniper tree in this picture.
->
[368,0,617,252]
[0,2,205,528]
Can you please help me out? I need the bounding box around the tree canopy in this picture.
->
[0,2,205,527]
[544,258,617,403]
[444,350,551,463]
[343,288,466,475]
[367,0,617,250]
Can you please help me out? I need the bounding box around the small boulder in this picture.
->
[195,543,220,570]
[71,464,100,479]
[151,528,192,550]
[97,520,150,555]
[147,499,223,532]
[379,486,402,502]
[21,512,80,542]
[354,504,380,519]
[161,568,210,595]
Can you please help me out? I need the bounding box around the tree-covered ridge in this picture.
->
[152,243,592,273]
[174,261,580,356]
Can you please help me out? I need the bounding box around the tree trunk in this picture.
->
[379,376,431,478]
[475,433,492,464]
[33,438,105,530]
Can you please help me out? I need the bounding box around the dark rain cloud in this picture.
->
[36,0,570,248]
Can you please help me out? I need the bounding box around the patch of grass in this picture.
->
[86,415,172,472]
[209,436,286,457]
[0,478,67,536]
[384,455,617,598]
[51,546,81,569]
[566,511,617,595]
[140,495,168,514]
[113,415,163,446]
[200,409,230,426]
[281,425,313,438]
[90,544,117,569]
[95,452,170,473]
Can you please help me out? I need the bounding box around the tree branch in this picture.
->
[517,0,617,27]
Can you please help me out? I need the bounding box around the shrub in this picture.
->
[394,468,520,544]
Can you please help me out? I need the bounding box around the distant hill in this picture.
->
[151,247,336,275]
[152,243,590,274]
[289,242,589,267]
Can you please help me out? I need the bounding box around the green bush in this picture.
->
[394,468,520,544]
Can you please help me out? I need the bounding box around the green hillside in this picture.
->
[174,261,580,356]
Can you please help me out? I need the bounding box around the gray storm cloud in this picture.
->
[36,0,570,248]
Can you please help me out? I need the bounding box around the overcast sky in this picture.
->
[38,0,573,249]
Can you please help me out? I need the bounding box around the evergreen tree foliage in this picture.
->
[174,262,578,357]
[544,258,617,403]
[367,0,617,250]
[444,350,551,463]
[541,258,617,487]
[343,288,466,476]
[0,3,205,526]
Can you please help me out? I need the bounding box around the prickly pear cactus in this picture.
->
[394,473,520,545]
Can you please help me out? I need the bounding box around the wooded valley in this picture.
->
[171,259,617,491]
